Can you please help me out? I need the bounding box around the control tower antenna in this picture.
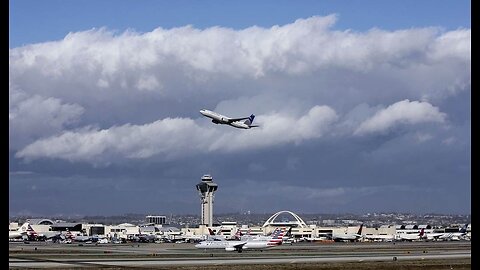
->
[196,174,218,227]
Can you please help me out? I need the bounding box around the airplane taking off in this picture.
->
[199,109,259,129]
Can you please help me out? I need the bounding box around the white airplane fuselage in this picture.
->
[199,109,256,129]
[364,234,395,242]
[200,110,229,124]
[9,222,30,239]
[195,238,279,251]
[332,224,364,242]
[9,231,24,239]
[195,227,286,252]
[332,233,361,241]
[195,240,244,250]
[397,229,425,241]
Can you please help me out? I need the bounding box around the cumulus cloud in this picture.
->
[9,14,470,215]
[9,16,470,108]
[9,84,84,148]
[8,15,468,163]
[354,100,447,135]
[16,105,337,163]
[415,132,433,143]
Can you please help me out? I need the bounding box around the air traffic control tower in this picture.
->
[196,174,218,227]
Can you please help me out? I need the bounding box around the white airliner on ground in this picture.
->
[195,227,286,253]
[199,109,259,129]
[9,222,30,239]
[237,227,292,242]
[437,224,469,241]
[397,228,426,241]
[332,224,364,242]
[363,233,395,242]
[25,224,62,241]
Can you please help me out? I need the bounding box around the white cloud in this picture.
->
[9,15,470,165]
[9,84,84,149]
[9,16,470,98]
[415,132,433,143]
[16,105,337,164]
[354,100,446,135]
[442,137,456,145]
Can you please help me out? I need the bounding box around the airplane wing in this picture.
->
[226,241,247,252]
[231,241,248,250]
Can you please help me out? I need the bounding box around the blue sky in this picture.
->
[9,1,470,217]
[10,0,470,48]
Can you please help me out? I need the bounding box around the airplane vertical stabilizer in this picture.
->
[244,114,255,125]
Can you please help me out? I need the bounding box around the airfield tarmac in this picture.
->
[9,241,471,269]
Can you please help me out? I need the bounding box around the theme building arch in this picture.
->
[262,210,308,228]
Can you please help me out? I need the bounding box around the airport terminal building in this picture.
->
[9,175,471,243]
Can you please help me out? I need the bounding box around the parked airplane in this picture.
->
[62,230,92,242]
[195,227,287,253]
[438,224,469,241]
[207,228,228,240]
[135,227,156,243]
[363,233,395,242]
[183,227,224,243]
[26,225,62,241]
[397,228,426,241]
[332,224,364,242]
[9,222,30,239]
[199,109,259,129]
[238,227,290,242]
[232,228,243,240]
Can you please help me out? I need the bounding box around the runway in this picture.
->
[9,241,471,269]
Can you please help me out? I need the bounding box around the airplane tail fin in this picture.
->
[268,227,279,236]
[27,224,38,239]
[357,224,364,235]
[19,222,30,233]
[65,229,73,239]
[234,229,242,240]
[286,227,293,237]
[460,224,469,233]
[208,228,215,236]
[267,227,286,246]
[244,114,259,127]
[419,228,425,237]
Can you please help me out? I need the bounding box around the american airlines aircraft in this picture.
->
[199,109,259,129]
[9,222,30,239]
[195,227,286,253]
[26,224,63,241]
